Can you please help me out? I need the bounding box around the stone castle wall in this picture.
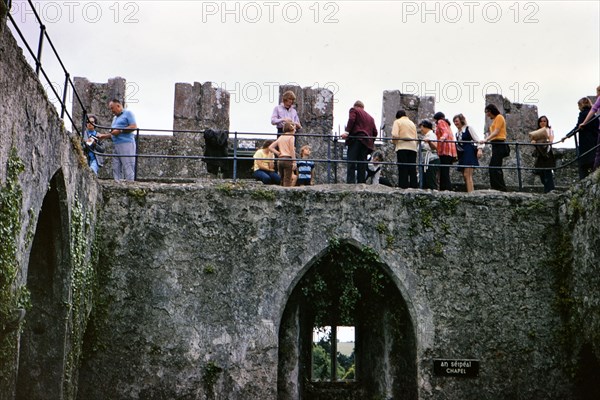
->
[0,21,101,399]
[76,180,587,400]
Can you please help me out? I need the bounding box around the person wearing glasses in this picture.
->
[83,115,103,175]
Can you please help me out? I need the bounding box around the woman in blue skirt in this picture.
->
[453,114,483,192]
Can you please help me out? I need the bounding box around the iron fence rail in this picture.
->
[88,123,600,190]
[5,0,90,135]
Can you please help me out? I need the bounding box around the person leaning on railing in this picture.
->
[578,85,600,172]
[341,100,378,184]
[565,97,599,179]
[418,120,439,190]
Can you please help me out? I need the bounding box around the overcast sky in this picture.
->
[7,1,600,146]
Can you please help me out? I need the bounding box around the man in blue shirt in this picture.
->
[99,99,138,181]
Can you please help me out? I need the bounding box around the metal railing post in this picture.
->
[515,143,522,191]
[134,128,139,181]
[60,72,69,119]
[326,131,332,184]
[35,24,45,76]
[418,138,424,189]
[233,131,238,182]
[333,136,339,183]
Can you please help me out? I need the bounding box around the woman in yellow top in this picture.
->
[483,104,509,191]
[252,140,281,185]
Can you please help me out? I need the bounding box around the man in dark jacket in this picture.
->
[341,101,378,183]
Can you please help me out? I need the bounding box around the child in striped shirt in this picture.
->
[296,145,315,186]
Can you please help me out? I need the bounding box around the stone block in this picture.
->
[173,82,194,120]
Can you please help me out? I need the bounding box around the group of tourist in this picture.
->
[251,90,316,187]
[86,86,600,191]
[84,98,138,181]
[333,101,503,193]
[254,85,600,193]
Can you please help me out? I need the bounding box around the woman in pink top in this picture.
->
[433,112,457,191]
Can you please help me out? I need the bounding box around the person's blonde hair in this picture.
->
[283,121,295,133]
[282,90,296,102]
[300,145,311,156]
[453,113,467,126]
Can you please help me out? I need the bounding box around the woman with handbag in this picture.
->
[531,116,556,193]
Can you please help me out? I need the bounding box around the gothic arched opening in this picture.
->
[17,171,70,400]
[278,240,417,400]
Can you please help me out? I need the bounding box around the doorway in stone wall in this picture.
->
[17,171,70,400]
[277,240,417,400]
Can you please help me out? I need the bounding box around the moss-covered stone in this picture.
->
[0,147,25,387]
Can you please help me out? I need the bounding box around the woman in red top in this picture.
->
[433,112,457,191]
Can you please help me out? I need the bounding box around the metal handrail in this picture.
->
[86,124,599,190]
[5,0,89,135]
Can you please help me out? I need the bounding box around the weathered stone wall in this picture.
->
[76,181,579,400]
[558,173,600,396]
[170,81,231,178]
[72,76,127,133]
[0,19,101,400]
